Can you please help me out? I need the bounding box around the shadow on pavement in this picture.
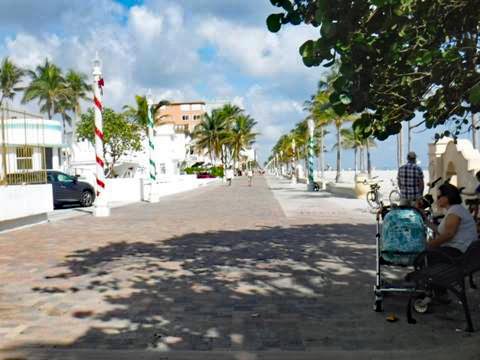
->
[6,223,480,357]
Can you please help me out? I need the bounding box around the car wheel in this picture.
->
[80,190,94,207]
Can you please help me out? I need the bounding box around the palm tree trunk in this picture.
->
[320,126,324,181]
[397,124,403,167]
[408,120,412,153]
[335,122,341,183]
[366,142,372,178]
[472,113,478,149]
[354,147,357,174]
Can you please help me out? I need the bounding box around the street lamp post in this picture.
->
[92,53,110,217]
[146,90,159,203]
[307,119,316,191]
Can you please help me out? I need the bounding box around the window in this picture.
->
[158,163,166,175]
[45,147,53,169]
[191,104,202,111]
[16,146,33,171]
[57,173,74,183]
[182,115,189,121]
[193,115,203,121]
[180,104,190,111]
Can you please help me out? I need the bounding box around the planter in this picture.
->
[354,173,370,199]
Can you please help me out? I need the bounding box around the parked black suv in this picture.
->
[46,171,96,208]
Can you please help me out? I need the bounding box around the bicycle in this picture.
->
[388,178,401,206]
[365,178,384,210]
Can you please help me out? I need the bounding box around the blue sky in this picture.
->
[0,0,469,169]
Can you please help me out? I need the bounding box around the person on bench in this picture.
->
[427,183,478,256]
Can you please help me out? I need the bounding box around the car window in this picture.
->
[57,173,74,183]
[47,173,56,183]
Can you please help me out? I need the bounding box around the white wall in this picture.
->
[104,178,142,203]
[0,184,53,222]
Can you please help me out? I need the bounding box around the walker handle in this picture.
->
[429,177,442,187]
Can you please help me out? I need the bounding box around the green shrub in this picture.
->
[210,166,224,178]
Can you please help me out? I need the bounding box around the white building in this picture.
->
[0,117,64,183]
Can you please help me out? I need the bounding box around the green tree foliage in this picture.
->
[192,110,229,164]
[225,114,258,170]
[76,108,142,177]
[192,104,258,168]
[0,57,24,107]
[22,59,69,119]
[267,0,480,140]
[123,95,170,131]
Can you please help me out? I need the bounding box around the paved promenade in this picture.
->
[0,176,479,359]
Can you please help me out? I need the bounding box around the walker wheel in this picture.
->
[374,299,383,312]
[413,298,429,314]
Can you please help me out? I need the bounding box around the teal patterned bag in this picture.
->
[381,208,426,265]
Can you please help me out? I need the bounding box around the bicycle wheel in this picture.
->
[389,190,401,205]
[366,191,380,209]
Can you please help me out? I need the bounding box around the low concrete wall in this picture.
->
[142,175,220,201]
[104,178,142,203]
[325,182,357,198]
[0,184,53,230]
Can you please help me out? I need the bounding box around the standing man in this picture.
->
[225,166,234,186]
[397,152,424,206]
[247,168,253,187]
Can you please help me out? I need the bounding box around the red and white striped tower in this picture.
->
[92,53,110,217]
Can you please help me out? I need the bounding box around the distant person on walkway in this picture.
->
[225,167,234,186]
[247,169,253,186]
[397,152,424,206]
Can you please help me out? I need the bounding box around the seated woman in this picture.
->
[428,183,478,255]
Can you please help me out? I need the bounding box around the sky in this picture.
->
[0,0,467,169]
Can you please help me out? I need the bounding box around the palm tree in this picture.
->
[192,111,228,164]
[338,128,360,173]
[22,59,69,119]
[123,95,170,131]
[0,57,24,107]
[308,78,356,183]
[225,114,258,170]
[215,104,243,165]
[64,70,90,139]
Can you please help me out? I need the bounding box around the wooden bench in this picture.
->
[405,241,480,332]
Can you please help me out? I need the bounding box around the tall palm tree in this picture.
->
[192,111,228,164]
[22,59,68,119]
[215,104,243,165]
[338,128,360,173]
[64,70,90,139]
[123,95,170,131]
[225,114,258,170]
[0,57,24,107]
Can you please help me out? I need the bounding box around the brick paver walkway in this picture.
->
[0,176,479,359]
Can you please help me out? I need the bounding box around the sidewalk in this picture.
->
[0,176,478,359]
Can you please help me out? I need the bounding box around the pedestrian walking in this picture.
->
[247,169,253,186]
[225,167,234,186]
[397,152,424,206]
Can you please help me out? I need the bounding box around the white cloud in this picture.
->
[0,0,328,163]
[198,17,319,79]
[5,33,60,68]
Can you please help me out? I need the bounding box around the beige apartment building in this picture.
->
[155,101,206,133]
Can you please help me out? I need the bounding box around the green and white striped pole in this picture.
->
[307,119,316,191]
[147,90,156,182]
[146,90,159,202]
